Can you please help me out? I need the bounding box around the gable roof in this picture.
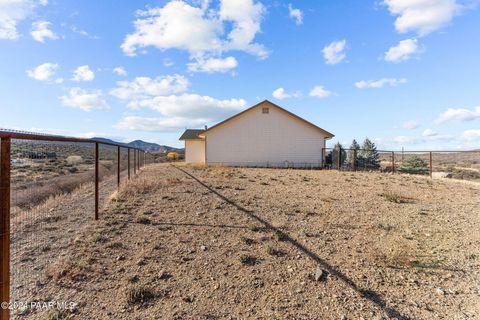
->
[179,129,205,140]
[199,100,334,138]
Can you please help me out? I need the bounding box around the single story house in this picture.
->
[179,100,334,167]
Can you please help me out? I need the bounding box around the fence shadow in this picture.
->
[173,165,411,320]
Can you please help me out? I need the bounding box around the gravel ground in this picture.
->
[11,163,480,319]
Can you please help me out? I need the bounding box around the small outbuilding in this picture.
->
[179,100,334,167]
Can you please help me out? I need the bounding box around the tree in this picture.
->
[330,142,346,168]
[399,156,429,175]
[359,138,380,169]
[347,139,360,167]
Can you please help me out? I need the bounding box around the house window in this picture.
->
[262,107,269,114]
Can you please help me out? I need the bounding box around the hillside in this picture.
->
[128,140,182,153]
[91,137,183,153]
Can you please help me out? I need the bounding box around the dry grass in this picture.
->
[117,178,161,199]
[13,164,480,319]
[125,284,155,305]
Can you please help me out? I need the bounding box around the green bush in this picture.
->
[399,156,429,175]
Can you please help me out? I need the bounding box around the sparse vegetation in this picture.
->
[240,254,257,266]
[399,156,429,175]
[11,163,480,319]
[381,191,411,204]
[125,284,155,305]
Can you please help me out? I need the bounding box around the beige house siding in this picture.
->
[185,140,205,164]
[203,102,326,167]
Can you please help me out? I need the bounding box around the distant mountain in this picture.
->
[91,137,182,153]
[127,140,182,153]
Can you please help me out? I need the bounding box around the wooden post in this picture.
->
[134,149,136,175]
[392,151,395,173]
[95,142,99,220]
[127,148,131,180]
[117,146,120,188]
[0,137,11,320]
[429,152,433,178]
[353,149,357,171]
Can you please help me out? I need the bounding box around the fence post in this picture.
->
[321,148,325,168]
[429,151,433,178]
[117,146,120,189]
[134,149,136,175]
[353,149,357,171]
[127,148,131,180]
[95,142,99,220]
[0,137,11,320]
[337,147,341,170]
[392,151,395,173]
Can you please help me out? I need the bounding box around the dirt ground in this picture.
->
[11,163,480,319]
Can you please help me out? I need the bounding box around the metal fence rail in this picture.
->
[0,129,155,320]
[322,147,480,180]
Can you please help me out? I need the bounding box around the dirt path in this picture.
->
[12,163,480,319]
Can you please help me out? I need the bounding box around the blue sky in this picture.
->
[1,0,480,149]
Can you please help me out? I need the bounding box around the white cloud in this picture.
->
[71,26,99,39]
[116,116,209,132]
[127,94,246,118]
[272,88,290,100]
[423,128,437,137]
[0,0,47,40]
[355,77,407,89]
[113,66,127,76]
[384,38,419,62]
[383,0,460,36]
[60,88,110,112]
[115,94,247,132]
[110,75,189,102]
[187,56,238,73]
[462,129,480,141]
[31,20,57,42]
[164,58,174,67]
[26,62,58,81]
[322,40,346,65]
[309,85,332,98]
[121,0,267,61]
[436,106,480,124]
[401,119,420,129]
[72,65,95,82]
[393,135,420,144]
[288,4,303,25]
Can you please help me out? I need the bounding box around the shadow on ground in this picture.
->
[174,165,411,320]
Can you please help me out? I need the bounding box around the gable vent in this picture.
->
[262,107,269,114]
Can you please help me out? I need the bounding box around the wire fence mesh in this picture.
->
[10,139,96,307]
[0,131,152,318]
[323,147,480,182]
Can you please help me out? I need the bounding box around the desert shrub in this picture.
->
[166,152,183,161]
[68,167,78,174]
[381,191,411,204]
[240,254,257,266]
[118,179,160,199]
[46,310,74,320]
[449,168,480,180]
[66,155,83,166]
[399,156,429,175]
[126,284,155,305]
